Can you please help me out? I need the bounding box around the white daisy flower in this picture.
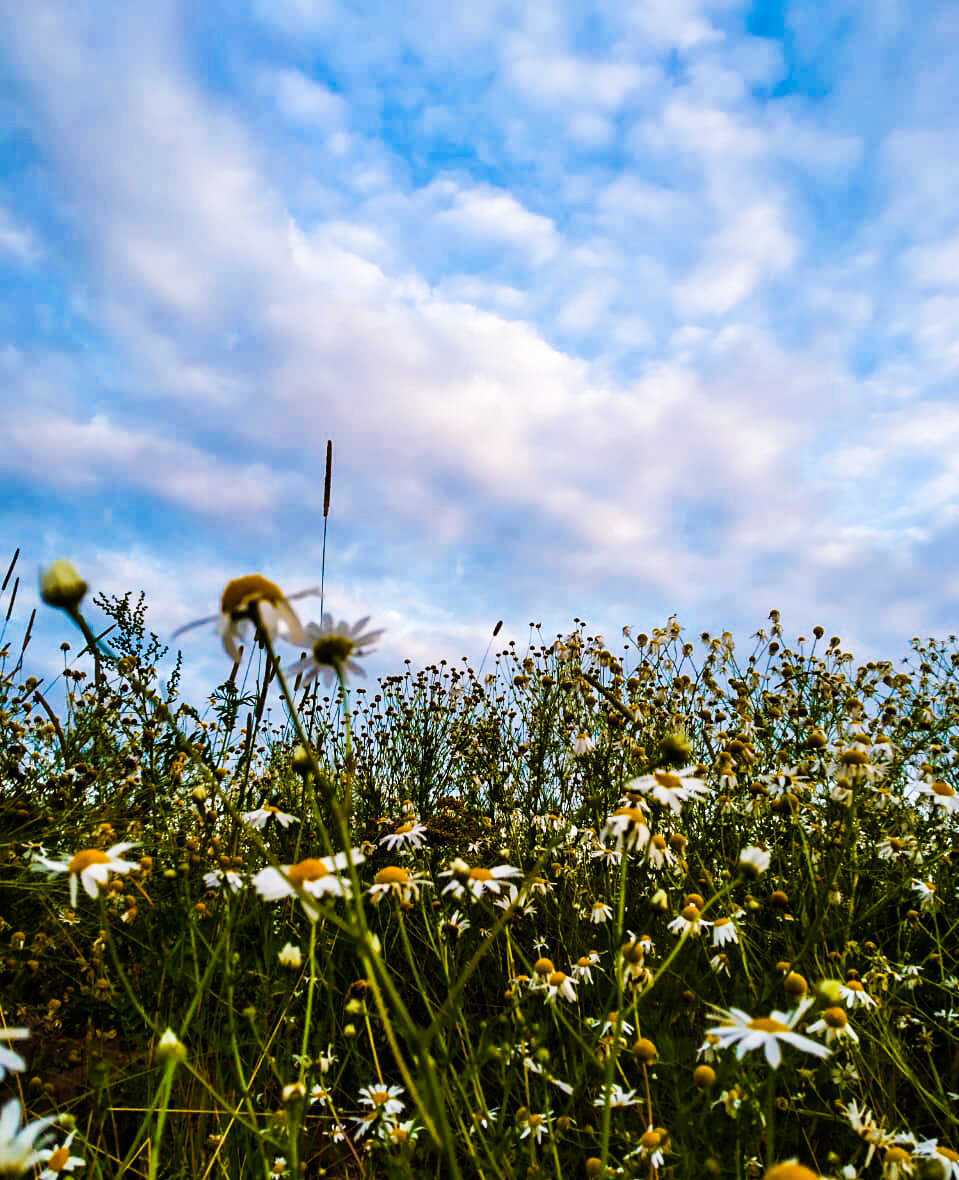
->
[572,732,596,755]
[252,851,364,920]
[439,860,521,900]
[626,767,711,813]
[379,820,428,851]
[242,805,298,830]
[602,806,650,852]
[36,1129,85,1178]
[704,1000,831,1069]
[34,844,138,908]
[0,1099,57,1174]
[286,614,384,687]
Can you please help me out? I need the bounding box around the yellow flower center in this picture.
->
[653,771,683,790]
[288,859,330,886]
[885,1147,911,1163]
[578,955,592,967]
[845,980,865,992]
[375,867,410,886]
[534,957,555,976]
[547,971,567,988]
[311,635,356,667]
[748,1017,789,1033]
[613,806,646,823]
[396,821,416,833]
[641,1129,662,1148]
[68,849,111,874]
[46,1146,71,1171]
[651,835,667,851]
[528,1113,544,1128]
[369,1089,390,1106]
[468,867,494,882]
[681,904,701,921]
[938,1147,959,1163]
[823,1006,848,1028]
[931,781,955,797]
[220,575,285,619]
[763,1166,820,1180]
[839,748,870,766]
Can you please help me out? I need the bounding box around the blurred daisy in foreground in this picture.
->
[0,1028,29,1081]
[704,1001,831,1069]
[914,1140,959,1180]
[34,844,138,908]
[287,614,385,687]
[0,1099,57,1174]
[174,574,317,663]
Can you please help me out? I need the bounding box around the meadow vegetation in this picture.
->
[1,548,958,1180]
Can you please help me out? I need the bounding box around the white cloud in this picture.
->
[267,68,346,127]
[674,202,798,316]
[433,183,559,265]
[0,205,40,262]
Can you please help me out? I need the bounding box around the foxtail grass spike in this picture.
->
[1,547,18,592]
[4,576,18,623]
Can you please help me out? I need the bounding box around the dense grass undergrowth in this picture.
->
[1,553,958,1180]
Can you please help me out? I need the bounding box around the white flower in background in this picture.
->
[286,614,385,687]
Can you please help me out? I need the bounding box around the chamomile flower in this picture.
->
[711,916,740,947]
[517,1109,550,1143]
[439,860,521,900]
[355,1085,406,1138]
[806,1007,859,1046]
[35,1129,85,1178]
[542,970,577,1004]
[704,1001,831,1069]
[739,846,772,877]
[668,903,710,938]
[602,806,650,852]
[626,767,711,813]
[914,1140,959,1180]
[572,732,597,755]
[252,851,364,920]
[914,779,959,814]
[0,1028,29,1081]
[572,952,600,983]
[242,805,298,830]
[379,820,428,851]
[34,844,138,908]
[203,869,244,893]
[588,900,613,924]
[368,866,426,906]
[0,1099,56,1174]
[840,980,878,1009]
[174,575,316,663]
[594,1084,641,1108]
[286,614,384,687]
[646,833,677,871]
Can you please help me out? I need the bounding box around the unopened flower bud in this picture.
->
[40,560,88,611]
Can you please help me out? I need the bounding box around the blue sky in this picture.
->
[3,0,958,696]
